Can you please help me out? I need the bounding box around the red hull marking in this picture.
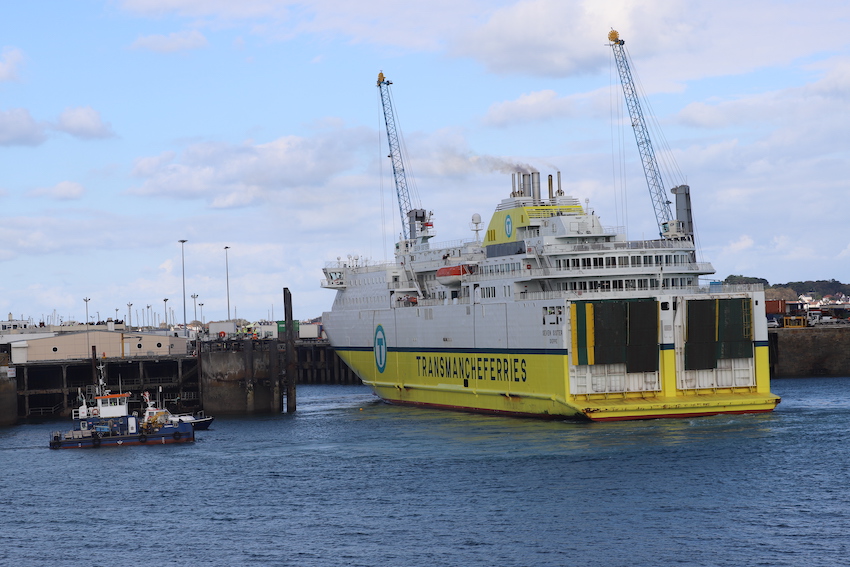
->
[382,398,584,421]
[588,408,777,422]
[382,398,777,422]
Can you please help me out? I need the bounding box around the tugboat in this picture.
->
[49,367,194,449]
[141,391,215,430]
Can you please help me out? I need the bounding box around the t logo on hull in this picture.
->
[374,324,387,373]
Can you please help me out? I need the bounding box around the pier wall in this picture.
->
[0,373,16,426]
[200,340,277,415]
[4,341,359,424]
[770,327,850,377]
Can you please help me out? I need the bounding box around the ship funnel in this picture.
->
[531,172,541,202]
[511,173,517,196]
[548,174,554,201]
[671,185,694,236]
[522,173,530,197]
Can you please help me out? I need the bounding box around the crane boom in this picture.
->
[608,30,674,236]
[377,72,415,240]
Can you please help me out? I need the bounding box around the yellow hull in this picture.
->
[336,347,780,421]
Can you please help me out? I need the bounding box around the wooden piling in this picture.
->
[284,287,297,412]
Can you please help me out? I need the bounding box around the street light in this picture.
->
[199,303,204,326]
[146,305,151,328]
[179,239,187,336]
[127,303,133,330]
[224,246,231,321]
[83,297,90,354]
[191,294,198,324]
[164,298,172,356]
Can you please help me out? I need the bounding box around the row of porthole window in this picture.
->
[51,342,165,352]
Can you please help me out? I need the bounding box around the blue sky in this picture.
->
[1,0,848,326]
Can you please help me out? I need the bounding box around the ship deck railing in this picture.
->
[519,283,764,302]
[540,237,695,254]
[473,262,716,282]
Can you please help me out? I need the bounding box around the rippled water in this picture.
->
[2,378,849,566]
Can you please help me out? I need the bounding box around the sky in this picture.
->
[1,0,848,326]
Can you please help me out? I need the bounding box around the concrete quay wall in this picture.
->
[199,340,359,414]
[770,327,850,378]
[0,374,16,426]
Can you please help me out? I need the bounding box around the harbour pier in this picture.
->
[5,340,358,423]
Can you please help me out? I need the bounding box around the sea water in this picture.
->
[1,377,849,567]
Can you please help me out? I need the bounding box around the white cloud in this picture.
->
[483,89,576,127]
[724,235,754,254]
[0,108,47,146]
[130,30,209,53]
[120,0,289,19]
[29,181,86,201]
[120,0,486,51]
[127,126,374,207]
[0,47,24,81]
[55,107,115,139]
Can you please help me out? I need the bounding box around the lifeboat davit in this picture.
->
[436,264,476,286]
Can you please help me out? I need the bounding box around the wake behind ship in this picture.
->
[320,62,779,421]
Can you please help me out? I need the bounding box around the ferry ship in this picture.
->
[321,168,780,421]
[320,65,779,421]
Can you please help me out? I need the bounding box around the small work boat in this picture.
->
[49,368,194,449]
[141,391,215,430]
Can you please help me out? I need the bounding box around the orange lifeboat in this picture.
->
[436,264,476,286]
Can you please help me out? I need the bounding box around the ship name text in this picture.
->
[415,355,527,382]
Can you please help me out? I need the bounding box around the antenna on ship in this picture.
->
[470,213,483,242]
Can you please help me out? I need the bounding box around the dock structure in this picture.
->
[7,340,359,420]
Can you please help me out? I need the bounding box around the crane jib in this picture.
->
[378,75,415,241]
[609,34,674,235]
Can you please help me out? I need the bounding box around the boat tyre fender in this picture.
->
[91,437,101,448]
[173,431,182,441]
[49,440,61,450]
[138,434,147,443]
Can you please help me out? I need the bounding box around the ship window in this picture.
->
[638,279,648,290]
[581,258,591,268]
[631,257,641,267]
[618,257,628,266]
[625,279,636,290]
[571,259,580,268]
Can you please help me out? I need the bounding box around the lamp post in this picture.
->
[127,303,133,330]
[224,246,231,321]
[179,239,187,336]
[191,294,198,324]
[83,297,90,354]
[163,298,168,328]
[146,305,151,328]
[199,303,204,326]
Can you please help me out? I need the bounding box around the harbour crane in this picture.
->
[377,72,428,241]
[608,30,692,239]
